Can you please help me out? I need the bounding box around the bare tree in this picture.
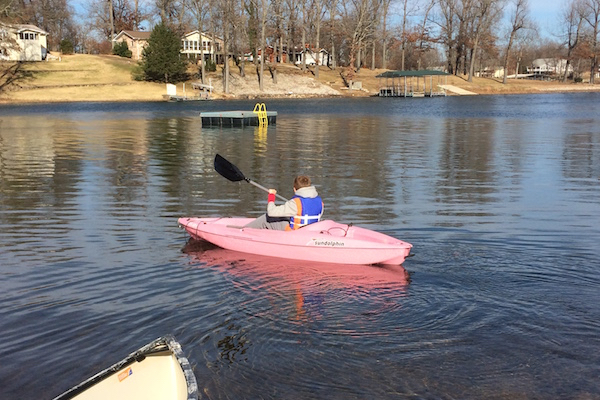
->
[435,0,459,74]
[258,0,267,89]
[561,0,585,82]
[313,0,326,77]
[215,0,237,92]
[1,0,14,15]
[502,0,528,83]
[109,0,115,45]
[380,0,391,69]
[467,0,503,82]
[341,0,379,73]
[300,0,307,71]
[416,0,435,70]
[285,0,298,64]
[87,0,145,41]
[399,0,413,70]
[583,0,600,83]
[189,0,209,83]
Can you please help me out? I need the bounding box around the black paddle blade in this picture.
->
[214,154,246,182]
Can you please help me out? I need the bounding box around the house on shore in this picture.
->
[476,66,505,79]
[292,48,330,67]
[0,23,48,61]
[527,58,573,77]
[113,30,151,60]
[181,31,224,64]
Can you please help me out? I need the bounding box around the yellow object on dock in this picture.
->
[253,103,268,127]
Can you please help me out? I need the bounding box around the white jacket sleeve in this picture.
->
[266,199,298,218]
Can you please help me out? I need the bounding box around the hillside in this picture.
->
[1,54,599,104]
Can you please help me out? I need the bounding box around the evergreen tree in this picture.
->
[141,23,187,83]
[60,39,74,54]
[113,41,132,58]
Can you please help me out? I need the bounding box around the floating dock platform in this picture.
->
[200,111,277,127]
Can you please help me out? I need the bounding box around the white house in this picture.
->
[292,48,330,67]
[0,23,48,61]
[113,30,151,60]
[181,31,224,64]
[527,58,573,76]
[476,66,505,79]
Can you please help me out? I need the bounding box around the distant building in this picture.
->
[0,23,48,61]
[527,58,573,76]
[291,47,330,67]
[476,66,505,79]
[181,31,224,64]
[113,30,151,60]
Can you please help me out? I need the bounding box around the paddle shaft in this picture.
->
[247,179,289,201]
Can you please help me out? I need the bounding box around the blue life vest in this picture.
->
[287,195,324,230]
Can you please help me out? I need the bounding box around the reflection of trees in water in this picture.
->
[146,117,220,214]
[216,322,249,364]
[0,116,84,225]
[436,118,499,206]
[562,129,600,187]
[101,119,150,210]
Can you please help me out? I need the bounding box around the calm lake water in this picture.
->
[1,94,599,399]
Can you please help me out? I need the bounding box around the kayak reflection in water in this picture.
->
[244,175,324,231]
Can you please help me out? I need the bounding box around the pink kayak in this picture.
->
[178,217,413,265]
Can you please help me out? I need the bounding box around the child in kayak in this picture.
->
[244,175,324,230]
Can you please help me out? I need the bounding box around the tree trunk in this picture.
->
[260,0,266,90]
[223,29,229,93]
[198,20,205,84]
[108,0,115,47]
[315,4,321,78]
[468,36,479,82]
[371,41,375,70]
[502,31,515,84]
[356,38,362,70]
[329,0,337,70]
[381,0,390,69]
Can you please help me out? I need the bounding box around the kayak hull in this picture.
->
[53,336,198,400]
[178,217,412,265]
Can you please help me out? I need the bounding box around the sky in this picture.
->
[524,0,564,38]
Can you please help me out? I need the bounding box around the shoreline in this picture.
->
[1,54,600,105]
[3,85,600,106]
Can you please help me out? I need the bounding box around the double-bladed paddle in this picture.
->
[214,154,289,201]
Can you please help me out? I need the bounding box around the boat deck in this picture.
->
[200,111,277,127]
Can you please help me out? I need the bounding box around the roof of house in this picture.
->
[182,30,224,42]
[114,30,151,41]
[1,23,48,35]
[531,58,566,67]
[376,70,449,78]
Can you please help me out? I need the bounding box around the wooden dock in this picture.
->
[163,82,212,102]
[163,94,211,102]
[200,111,277,127]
